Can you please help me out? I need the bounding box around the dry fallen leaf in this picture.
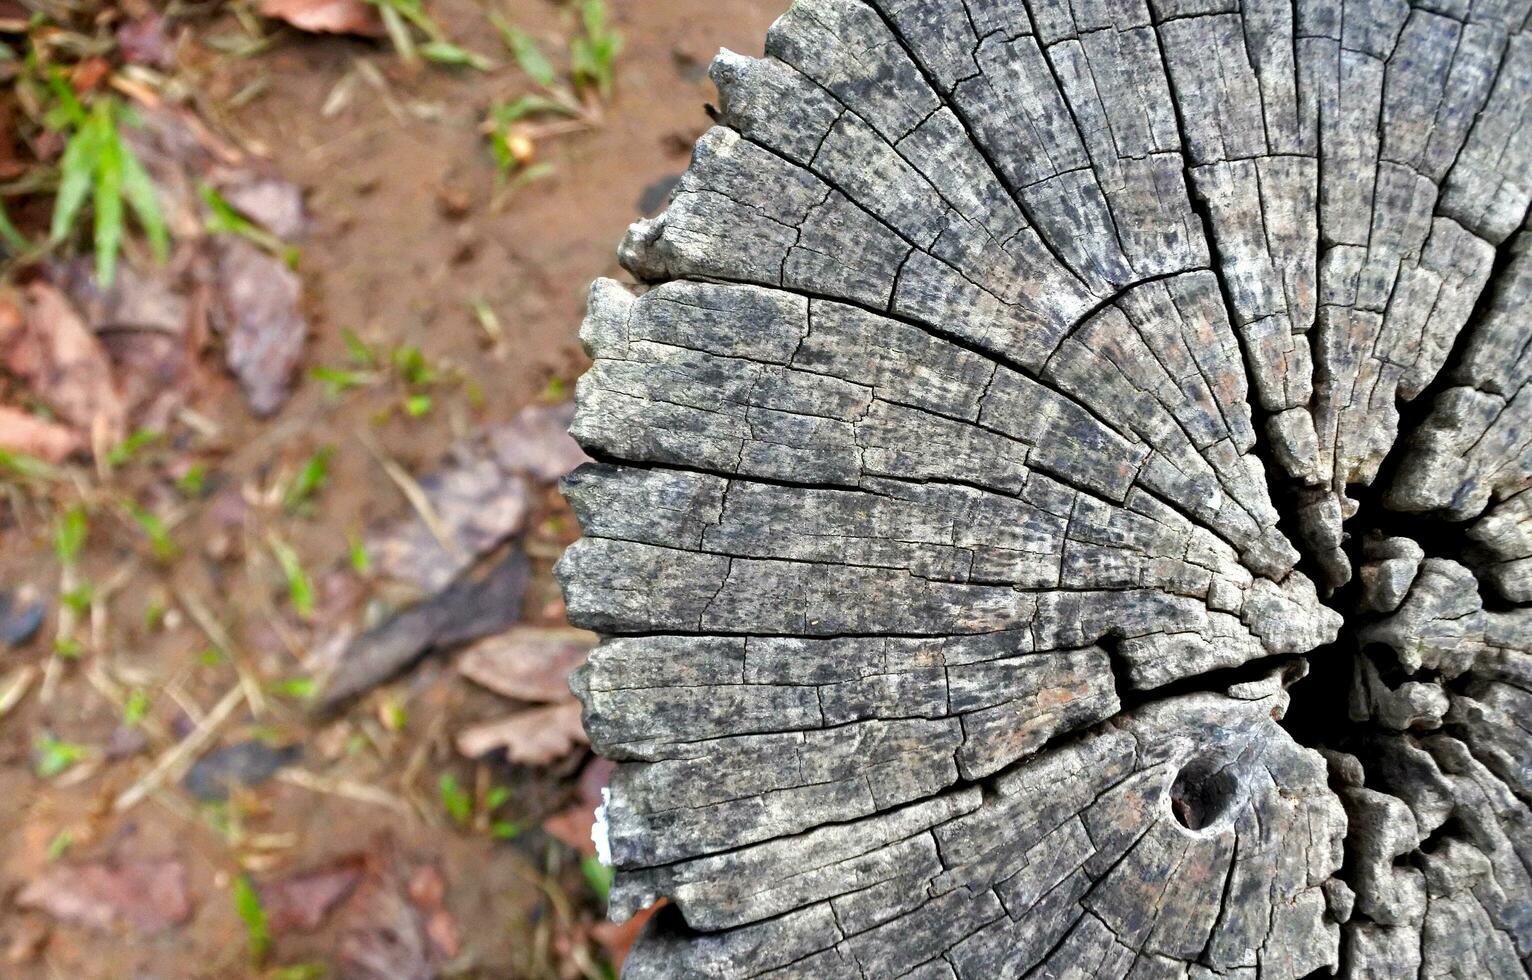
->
[368,453,530,593]
[455,700,587,766]
[15,859,192,935]
[117,12,175,68]
[458,627,595,704]
[339,881,436,980]
[541,756,613,855]
[321,550,530,707]
[488,401,590,483]
[216,173,309,241]
[0,405,80,462]
[211,238,307,417]
[54,258,189,335]
[406,865,458,959]
[3,914,49,966]
[541,807,597,855]
[0,284,126,448]
[260,856,366,934]
[337,846,451,980]
[258,0,383,35]
[591,899,665,973]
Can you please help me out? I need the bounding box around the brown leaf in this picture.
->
[404,864,458,959]
[579,756,616,803]
[337,852,444,980]
[211,238,307,416]
[541,756,612,855]
[15,859,191,935]
[215,173,309,241]
[458,627,595,704]
[590,900,665,973]
[3,914,49,965]
[0,406,80,462]
[54,258,189,335]
[258,0,383,36]
[423,909,459,960]
[321,550,530,707]
[0,284,126,447]
[261,857,366,934]
[488,402,590,483]
[338,882,435,980]
[97,329,193,428]
[541,805,597,856]
[117,13,175,68]
[404,864,445,911]
[368,454,530,593]
[69,58,111,94]
[455,700,587,766]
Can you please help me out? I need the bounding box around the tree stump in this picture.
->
[556,1,1532,976]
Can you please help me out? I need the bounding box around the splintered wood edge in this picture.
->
[555,1,1532,977]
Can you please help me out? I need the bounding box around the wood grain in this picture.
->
[559,1,1532,975]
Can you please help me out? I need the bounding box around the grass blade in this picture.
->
[232,875,271,965]
[495,20,556,87]
[92,108,125,286]
[119,141,169,263]
[50,115,98,243]
[0,198,31,253]
[376,3,417,65]
[420,40,492,70]
[53,505,88,565]
[269,537,315,619]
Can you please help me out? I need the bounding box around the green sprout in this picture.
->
[569,0,622,100]
[268,676,317,701]
[60,582,94,614]
[48,86,168,286]
[123,687,150,726]
[33,734,91,778]
[390,344,436,386]
[232,875,271,966]
[484,2,621,182]
[0,448,62,483]
[348,533,372,575]
[200,184,300,267]
[126,503,177,562]
[438,773,472,827]
[268,538,315,619]
[46,829,74,861]
[283,446,334,513]
[309,365,374,399]
[343,329,378,367]
[175,463,209,498]
[53,505,88,565]
[367,0,490,69]
[581,855,613,904]
[106,427,161,467]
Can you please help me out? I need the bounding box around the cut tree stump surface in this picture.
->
[555,0,1532,976]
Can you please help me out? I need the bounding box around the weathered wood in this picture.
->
[557,0,1532,975]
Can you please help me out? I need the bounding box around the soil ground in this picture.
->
[0,1,787,976]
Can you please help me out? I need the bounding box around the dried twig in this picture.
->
[0,666,38,719]
[114,682,245,812]
[276,767,412,815]
[355,427,463,561]
[175,586,266,718]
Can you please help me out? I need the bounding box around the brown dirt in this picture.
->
[0,1,786,976]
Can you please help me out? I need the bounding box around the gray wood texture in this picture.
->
[556,0,1532,975]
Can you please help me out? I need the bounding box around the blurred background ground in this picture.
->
[0,0,785,975]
